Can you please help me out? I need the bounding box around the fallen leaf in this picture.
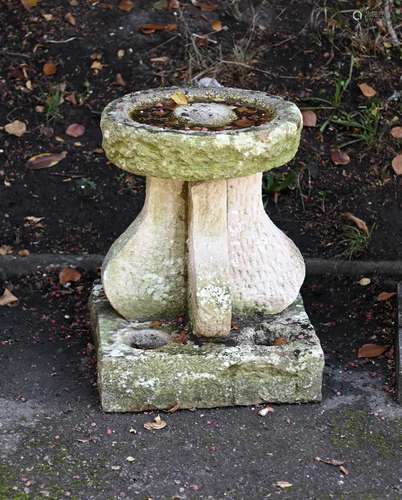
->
[391,127,402,139]
[302,110,317,127]
[331,149,350,165]
[171,91,188,105]
[196,1,218,12]
[233,118,254,128]
[275,481,293,489]
[21,0,38,9]
[117,49,125,59]
[273,337,289,346]
[358,83,376,98]
[43,62,57,76]
[168,0,180,10]
[24,216,44,226]
[91,60,104,72]
[315,457,345,467]
[376,291,396,302]
[59,267,82,285]
[144,415,167,431]
[339,465,350,476]
[167,402,180,413]
[357,343,389,358]
[150,56,170,63]
[42,13,53,21]
[126,456,135,462]
[118,0,134,12]
[115,73,127,87]
[258,406,274,416]
[392,154,402,175]
[18,249,30,257]
[66,123,85,138]
[4,120,27,137]
[211,19,223,31]
[65,12,76,25]
[342,212,369,235]
[139,23,177,35]
[0,289,19,307]
[358,277,371,286]
[27,151,67,169]
[0,245,13,256]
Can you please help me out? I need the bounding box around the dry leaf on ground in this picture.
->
[302,110,317,127]
[358,83,376,98]
[275,481,293,489]
[358,277,371,286]
[357,343,389,358]
[27,151,67,169]
[331,149,350,166]
[0,289,19,307]
[144,415,167,431]
[376,291,396,301]
[4,120,27,137]
[139,23,177,35]
[342,212,369,235]
[0,245,13,256]
[43,62,57,76]
[171,91,188,105]
[258,405,274,416]
[59,267,82,285]
[392,155,402,175]
[273,337,288,346]
[315,457,345,466]
[390,127,402,139]
[211,19,223,31]
[66,123,85,137]
[118,0,134,12]
[65,12,76,25]
[21,0,38,9]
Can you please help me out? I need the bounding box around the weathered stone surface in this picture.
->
[174,102,237,128]
[101,87,302,182]
[102,177,187,320]
[90,284,325,412]
[188,180,232,337]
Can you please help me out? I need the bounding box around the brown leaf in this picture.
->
[21,0,38,10]
[302,110,317,127]
[273,337,289,346]
[357,343,389,358]
[376,291,396,302]
[90,60,104,72]
[342,212,369,235]
[66,123,85,138]
[144,415,167,431]
[331,149,350,165]
[0,245,13,256]
[65,12,76,25]
[167,402,180,413]
[390,126,402,139]
[233,118,254,128]
[392,154,402,175]
[358,83,377,98]
[43,62,57,76]
[139,23,177,34]
[115,73,127,87]
[171,91,188,105]
[168,0,180,10]
[196,1,218,12]
[118,0,134,12]
[211,19,223,31]
[0,289,19,307]
[59,267,82,285]
[4,120,27,137]
[315,456,345,467]
[27,151,67,169]
[339,465,350,476]
[18,249,30,257]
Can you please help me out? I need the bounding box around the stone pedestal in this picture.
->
[90,284,324,412]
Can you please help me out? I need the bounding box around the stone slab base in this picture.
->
[89,284,325,412]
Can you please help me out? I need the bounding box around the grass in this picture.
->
[340,223,375,259]
[45,85,63,122]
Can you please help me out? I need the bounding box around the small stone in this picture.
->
[173,103,237,128]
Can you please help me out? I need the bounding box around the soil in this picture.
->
[1,0,401,259]
[0,272,400,498]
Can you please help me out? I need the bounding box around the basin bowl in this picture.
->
[101,87,302,182]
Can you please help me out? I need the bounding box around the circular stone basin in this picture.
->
[101,87,303,181]
[173,103,237,128]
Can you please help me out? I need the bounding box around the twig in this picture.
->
[46,37,77,44]
[1,49,30,59]
[384,0,400,47]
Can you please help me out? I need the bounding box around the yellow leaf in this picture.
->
[171,91,188,105]
[211,19,223,31]
[21,0,38,9]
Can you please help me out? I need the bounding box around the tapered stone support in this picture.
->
[228,173,305,314]
[188,180,232,338]
[102,177,187,320]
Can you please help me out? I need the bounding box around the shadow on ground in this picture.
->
[0,273,401,499]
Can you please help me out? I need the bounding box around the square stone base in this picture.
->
[90,284,325,412]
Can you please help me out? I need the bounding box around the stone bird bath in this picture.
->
[90,87,324,412]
